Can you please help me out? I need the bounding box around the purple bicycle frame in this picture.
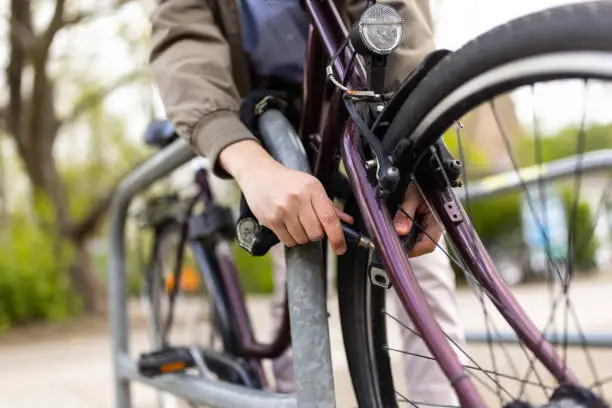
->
[209,0,579,404]
[301,0,579,406]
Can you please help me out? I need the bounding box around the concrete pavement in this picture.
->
[1,276,612,408]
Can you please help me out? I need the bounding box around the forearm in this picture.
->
[150,0,257,177]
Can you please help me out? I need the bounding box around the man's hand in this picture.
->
[393,183,442,257]
[220,140,353,255]
[221,140,440,258]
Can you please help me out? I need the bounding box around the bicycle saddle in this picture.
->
[144,120,178,148]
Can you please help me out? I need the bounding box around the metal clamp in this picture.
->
[369,263,392,289]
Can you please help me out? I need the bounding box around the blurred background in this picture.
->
[0,0,611,407]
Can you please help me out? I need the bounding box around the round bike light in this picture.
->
[354,4,403,55]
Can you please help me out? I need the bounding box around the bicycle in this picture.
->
[111,1,612,407]
[136,127,291,390]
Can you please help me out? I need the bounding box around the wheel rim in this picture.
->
[361,57,612,407]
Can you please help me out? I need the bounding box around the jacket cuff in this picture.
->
[192,110,259,179]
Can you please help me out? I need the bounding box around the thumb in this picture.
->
[393,210,413,236]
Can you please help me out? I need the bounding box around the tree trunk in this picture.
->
[4,0,140,317]
[69,240,107,314]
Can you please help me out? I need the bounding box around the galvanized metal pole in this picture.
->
[259,110,336,408]
[108,141,195,408]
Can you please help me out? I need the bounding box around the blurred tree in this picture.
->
[3,0,147,313]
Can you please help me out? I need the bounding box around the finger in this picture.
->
[335,208,354,224]
[410,239,436,258]
[395,201,420,236]
[268,222,297,247]
[284,216,310,245]
[409,214,443,257]
[299,204,325,242]
[311,193,346,255]
[397,185,421,231]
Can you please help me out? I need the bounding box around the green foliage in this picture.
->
[0,215,78,332]
[561,189,598,269]
[93,220,274,298]
[515,124,607,269]
[233,243,274,294]
[92,243,144,298]
[468,193,522,246]
[518,124,612,166]
[453,188,597,281]
[443,129,491,178]
[443,129,489,167]
[450,193,524,284]
[447,122,610,281]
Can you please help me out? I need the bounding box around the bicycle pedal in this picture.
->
[137,347,195,377]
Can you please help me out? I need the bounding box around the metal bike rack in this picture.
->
[108,129,612,406]
[457,149,612,347]
[108,110,335,407]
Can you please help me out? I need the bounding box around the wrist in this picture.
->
[219,140,278,183]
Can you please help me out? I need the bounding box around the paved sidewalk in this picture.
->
[1,276,611,408]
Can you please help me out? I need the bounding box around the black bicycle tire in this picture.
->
[143,219,182,344]
[337,198,398,408]
[144,220,263,387]
[339,2,612,407]
[143,219,233,349]
[383,1,612,162]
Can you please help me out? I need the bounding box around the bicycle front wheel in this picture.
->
[339,2,612,407]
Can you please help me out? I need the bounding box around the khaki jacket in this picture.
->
[150,0,435,177]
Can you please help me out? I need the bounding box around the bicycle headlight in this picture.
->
[352,4,403,55]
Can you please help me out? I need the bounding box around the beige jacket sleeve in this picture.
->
[150,0,256,177]
[345,0,436,89]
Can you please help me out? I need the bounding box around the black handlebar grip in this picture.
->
[235,194,280,256]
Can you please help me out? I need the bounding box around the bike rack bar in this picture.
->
[108,135,302,407]
[465,332,612,348]
[456,150,612,347]
[117,354,295,407]
[259,110,336,408]
[455,149,612,201]
[109,140,194,408]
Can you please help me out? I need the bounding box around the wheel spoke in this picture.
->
[490,98,583,396]
[387,347,553,390]
[532,84,559,354]
[387,325,506,401]
[562,79,589,367]
[574,175,612,259]
[590,373,612,390]
[384,311,516,401]
[374,77,612,406]
[402,177,548,399]
[395,390,420,407]
[455,121,514,405]
[395,390,462,408]
[490,99,565,284]
[568,301,603,396]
